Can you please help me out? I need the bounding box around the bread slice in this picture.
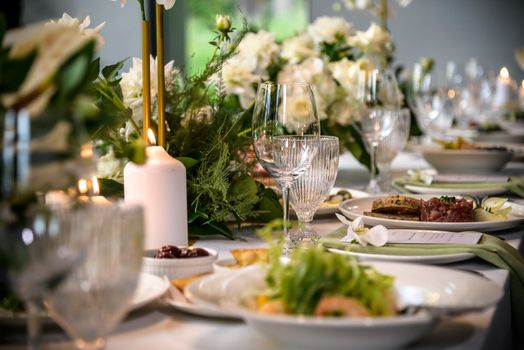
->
[371,195,420,215]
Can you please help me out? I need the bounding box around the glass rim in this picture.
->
[258,81,313,88]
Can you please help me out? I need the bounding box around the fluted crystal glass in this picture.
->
[290,136,339,246]
[44,202,144,350]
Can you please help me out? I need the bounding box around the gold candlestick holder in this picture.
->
[156,4,166,148]
[142,20,152,143]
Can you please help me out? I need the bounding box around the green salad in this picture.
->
[251,246,396,317]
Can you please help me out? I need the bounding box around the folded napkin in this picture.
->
[392,176,524,198]
[322,228,524,345]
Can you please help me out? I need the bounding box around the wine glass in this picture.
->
[4,202,91,350]
[44,202,144,350]
[252,82,320,250]
[355,69,401,194]
[289,136,339,246]
[376,109,411,192]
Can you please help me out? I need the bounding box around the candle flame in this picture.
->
[521,80,524,88]
[147,128,157,145]
[78,179,88,195]
[92,176,100,195]
[447,89,456,99]
[80,143,94,159]
[499,67,509,79]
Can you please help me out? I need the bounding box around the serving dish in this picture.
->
[338,195,524,232]
[412,144,512,174]
[185,263,502,349]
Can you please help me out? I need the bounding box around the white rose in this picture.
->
[220,56,263,108]
[277,58,337,121]
[281,33,317,64]
[329,97,359,126]
[308,16,353,45]
[279,94,314,132]
[46,13,105,47]
[237,31,279,74]
[96,149,124,179]
[329,57,375,97]
[350,23,392,66]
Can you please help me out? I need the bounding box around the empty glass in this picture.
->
[252,82,320,249]
[45,202,144,350]
[355,69,401,194]
[376,109,411,192]
[289,136,339,246]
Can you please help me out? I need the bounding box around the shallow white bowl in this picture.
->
[414,145,512,174]
[142,247,218,280]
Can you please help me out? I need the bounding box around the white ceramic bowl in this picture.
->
[142,247,218,280]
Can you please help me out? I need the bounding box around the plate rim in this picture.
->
[129,272,170,310]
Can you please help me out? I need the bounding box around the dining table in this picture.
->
[1,150,523,350]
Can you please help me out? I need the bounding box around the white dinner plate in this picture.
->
[129,272,170,310]
[328,244,475,265]
[338,195,524,232]
[403,183,507,196]
[185,264,502,350]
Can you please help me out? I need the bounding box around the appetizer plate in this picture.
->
[129,272,170,310]
[185,263,502,350]
[338,195,524,232]
[413,145,513,174]
[291,187,369,216]
[403,183,507,196]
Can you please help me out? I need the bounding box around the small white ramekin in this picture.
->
[142,247,218,280]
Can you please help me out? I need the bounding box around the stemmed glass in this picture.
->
[44,202,144,350]
[289,136,339,246]
[252,82,320,250]
[376,109,411,192]
[355,69,401,194]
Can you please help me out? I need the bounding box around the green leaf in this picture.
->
[101,58,127,82]
[87,57,100,82]
[176,157,200,170]
[54,40,96,99]
[229,174,258,199]
[97,178,124,197]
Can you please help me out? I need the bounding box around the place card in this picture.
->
[387,230,482,245]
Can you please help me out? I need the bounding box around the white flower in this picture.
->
[277,58,338,121]
[336,214,388,247]
[329,98,359,126]
[350,23,392,66]
[343,0,374,10]
[97,149,123,179]
[215,15,232,33]
[156,0,176,10]
[308,16,352,45]
[2,19,102,116]
[407,169,436,185]
[328,57,375,97]
[216,56,262,109]
[46,13,105,47]
[237,31,279,74]
[281,33,317,64]
[120,56,179,137]
[396,0,413,7]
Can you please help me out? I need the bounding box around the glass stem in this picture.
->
[26,300,43,350]
[281,184,290,240]
[370,144,378,185]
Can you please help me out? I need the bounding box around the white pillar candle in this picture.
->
[493,67,517,109]
[124,144,188,249]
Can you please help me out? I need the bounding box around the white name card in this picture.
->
[387,230,482,245]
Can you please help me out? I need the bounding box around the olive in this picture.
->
[154,245,181,259]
